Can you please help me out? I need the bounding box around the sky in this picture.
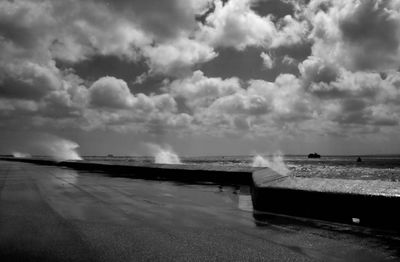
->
[1,0,400,156]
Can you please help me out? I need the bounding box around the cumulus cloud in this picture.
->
[299,56,339,84]
[1,0,400,154]
[301,69,400,130]
[143,38,217,76]
[78,76,191,134]
[306,0,400,71]
[208,92,271,116]
[199,0,277,50]
[198,0,307,50]
[247,74,312,122]
[260,52,274,69]
[281,55,297,65]
[0,0,209,130]
[89,76,134,109]
[272,14,309,47]
[166,68,400,137]
[162,70,314,136]
[0,0,216,82]
[167,70,242,109]
[99,0,209,41]
[0,62,61,100]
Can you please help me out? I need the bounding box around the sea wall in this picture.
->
[0,157,255,185]
[2,157,400,230]
[252,168,400,230]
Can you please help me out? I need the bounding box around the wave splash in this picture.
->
[252,153,289,176]
[41,137,82,161]
[147,143,181,164]
[12,152,31,158]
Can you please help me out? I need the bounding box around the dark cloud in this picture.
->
[253,0,295,19]
[0,77,51,100]
[0,64,61,100]
[0,1,52,49]
[272,41,311,62]
[58,55,149,88]
[300,56,339,84]
[307,0,400,72]
[339,0,400,70]
[102,0,200,40]
[1,0,400,155]
[332,98,398,127]
[200,47,270,80]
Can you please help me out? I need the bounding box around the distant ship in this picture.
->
[308,153,321,158]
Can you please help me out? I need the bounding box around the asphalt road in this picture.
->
[0,160,399,261]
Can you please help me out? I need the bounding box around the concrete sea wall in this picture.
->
[2,157,400,231]
[252,168,400,230]
[0,157,255,185]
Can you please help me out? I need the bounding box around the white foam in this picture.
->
[252,153,289,176]
[147,143,181,164]
[12,152,31,158]
[42,137,82,161]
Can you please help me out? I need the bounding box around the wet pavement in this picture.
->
[0,160,399,261]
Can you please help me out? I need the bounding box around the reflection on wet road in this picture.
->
[0,161,399,261]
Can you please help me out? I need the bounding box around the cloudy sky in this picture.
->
[1,0,400,156]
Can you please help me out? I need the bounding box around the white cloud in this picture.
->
[299,56,339,84]
[143,38,217,76]
[198,0,307,51]
[272,14,309,48]
[0,62,61,100]
[304,69,400,128]
[282,55,297,65]
[260,52,274,69]
[208,92,271,116]
[305,0,400,71]
[167,70,241,109]
[1,0,400,152]
[248,74,312,122]
[171,72,314,136]
[199,0,277,50]
[89,76,134,109]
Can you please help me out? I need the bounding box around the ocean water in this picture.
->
[82,155,400,182]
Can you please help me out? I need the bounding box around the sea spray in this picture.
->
[12,152,31,158]
[252,153,290,185]
[147,143,181,164]
[39,136,82,161]
[252,153,290,176]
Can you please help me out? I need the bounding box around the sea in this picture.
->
[81,155,400,182]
